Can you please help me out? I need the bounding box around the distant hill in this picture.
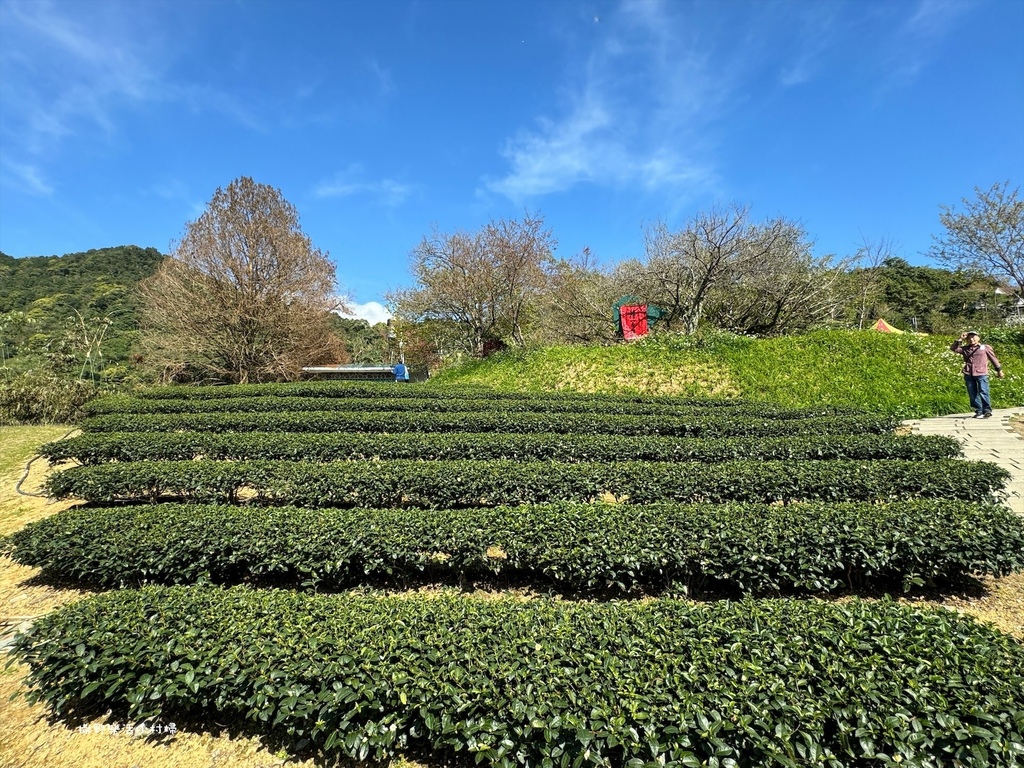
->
[0,245,165,312]
[0,245,166,370]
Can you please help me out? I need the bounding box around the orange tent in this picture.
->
[872,319,904,334]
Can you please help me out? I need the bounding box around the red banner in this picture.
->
[619,304,649,340]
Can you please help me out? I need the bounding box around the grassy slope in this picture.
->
[430,329,1024,418]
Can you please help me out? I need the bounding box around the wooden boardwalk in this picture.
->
[904,407,1024,515]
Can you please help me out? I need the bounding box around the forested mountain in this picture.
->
[857,257,1016,333]
[0,246,166,372]
[0,245,165,313]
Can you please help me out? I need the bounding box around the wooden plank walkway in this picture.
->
[904,407,1024,515]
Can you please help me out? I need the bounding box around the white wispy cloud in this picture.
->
[485,0,973,203]
[169,82,266,133]
[777,3,843,87]
[315,166,413,207]
[0,0,160,153]
[366,58,395,98]
[905,0,970,39]
[485,0,722,202]
[875,0,970,94]
[296,79,323,100]
[147,178,207,220]
[490,99,612,197]
[0,157,54,196]
[0,0,264,185]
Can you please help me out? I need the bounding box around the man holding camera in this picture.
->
[950,331,1005,418]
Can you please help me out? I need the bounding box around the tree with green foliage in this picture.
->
[1,246,167,423]
[330,316,390,364]
[839,256,1010,333]
[930,181,1024,300]
[139,177,347,384]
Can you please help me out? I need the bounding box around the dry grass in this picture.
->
[0,662,318,768]
[0,426,78,539]
[908,572,1024,640]
[0,423,1021,768]
[554,359,740,397]
[0,427,84,633]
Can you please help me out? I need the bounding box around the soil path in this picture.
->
[903,407,1024,515]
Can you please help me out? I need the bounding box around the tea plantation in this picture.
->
[5,382,1024,767]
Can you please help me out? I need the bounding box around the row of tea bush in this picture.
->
[15,384,1023,766]
[84,394,865,419]
[79,409,899,437]
[132,381,741,403]
[6,499,1023,593]
[43,457,1009,508]
[40,430,963,465]
[13,586,1024,767]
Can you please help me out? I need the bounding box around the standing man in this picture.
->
[950,330,1005,418]
[392,361,409,383]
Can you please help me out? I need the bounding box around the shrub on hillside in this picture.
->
[12,587,1024,766]
[0,369,99,425]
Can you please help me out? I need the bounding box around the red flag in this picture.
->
[620,304,649,339]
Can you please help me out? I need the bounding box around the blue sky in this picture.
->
[1,0,1022,324]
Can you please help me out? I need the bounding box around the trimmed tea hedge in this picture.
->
[43,458,1008,506]
[40,430,963,465]
[133,381,743,405]
[12,587,1024,766]
[6,500,1022,593]
[79,409,899,437]
[84,394,862,419]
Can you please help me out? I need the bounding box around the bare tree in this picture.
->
[389,227,497,357]
[930,181,1024,300]
[483,213,555,346]
[538,247,621,343]
[139,176,347,384]
[624,205,811,334]
[847,237,899,329]
[706,240,847,335]
[67,308,115,382]
[389,213,556,356]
